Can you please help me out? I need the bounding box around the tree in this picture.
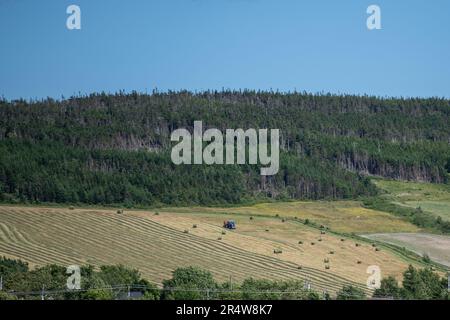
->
[373,276,400,299]
[336,285,366,300]
[83,289,114,300]
[162,267,218,300]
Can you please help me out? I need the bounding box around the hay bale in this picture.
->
[69,206,75,210]
[297,265,302,270]
[325,265,330,270]
[311,242,315,246]
[340,238,345,242]
[183,229,189,234]
[375,248,380,252]
[320,231,326,235]
[329,251,335,255]
[222,231,226,235]
[249,216,253,220]
[265,229,270,232]
[357,260,362,264]
[192,224,198,228]
[318,238,323,242]
[355,243,360,247]
[324,258,330,263]
[298,241,303,244]
[217,237,222,240]
[154,212,159,216]
[116,209,124,214]
[281,218,286,223]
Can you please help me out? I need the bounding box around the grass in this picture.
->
[373,179,450,222]
[0,206,426,292]
[0,205,422,296]
[363,233,450,268]
[2,178,448,295]
[162,201,419,234]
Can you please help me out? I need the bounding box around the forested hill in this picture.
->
[0,91,449,206]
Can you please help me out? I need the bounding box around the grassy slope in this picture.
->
[373,179,450,222]
[0,205,425,295]
[162,201,419,234]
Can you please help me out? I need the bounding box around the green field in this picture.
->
[163,201,419,234]
[373,179,450,222]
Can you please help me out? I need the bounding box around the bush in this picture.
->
[162,267,218,300]
[422,253,431,263]
[373,276,401,299]
[0,292,17,300]
[337,285,366,300]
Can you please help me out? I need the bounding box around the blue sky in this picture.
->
[1,0,449,100]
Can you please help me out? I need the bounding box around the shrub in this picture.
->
[337,285,366,300]
[162,267,218,300]
[422,254,431,263]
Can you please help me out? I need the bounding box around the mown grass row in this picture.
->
[0,207,373,295]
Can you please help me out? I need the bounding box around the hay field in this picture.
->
[0,205,422,295]
[163,201,419,234]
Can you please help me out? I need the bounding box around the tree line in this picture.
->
[1,257,448,300]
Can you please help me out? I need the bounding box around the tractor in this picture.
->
[223,220,236,230]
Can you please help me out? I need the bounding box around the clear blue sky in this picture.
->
[1,0,449,100]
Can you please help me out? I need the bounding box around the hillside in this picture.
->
[0,205,426,296]
[0,91,449,206]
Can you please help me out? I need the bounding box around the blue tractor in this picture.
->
[223,220,236,230]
